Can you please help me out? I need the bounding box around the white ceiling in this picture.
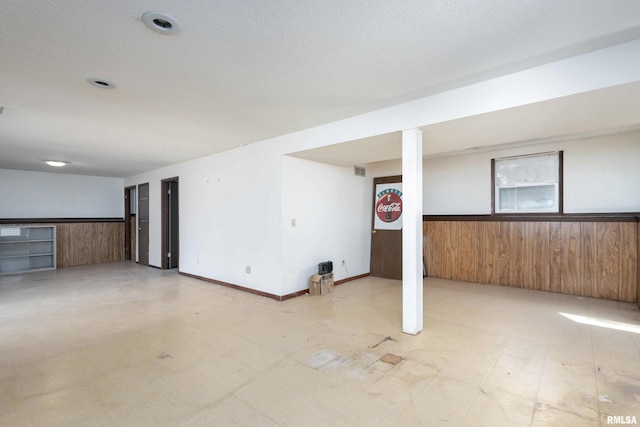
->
[2,1,640,177]
[289,81,640,165]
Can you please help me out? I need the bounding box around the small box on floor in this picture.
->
[309,273,334,295]
[309,274,322,295]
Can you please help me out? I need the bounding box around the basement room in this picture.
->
[1,1,639,426]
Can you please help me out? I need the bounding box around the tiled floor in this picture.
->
[1,262,639,426]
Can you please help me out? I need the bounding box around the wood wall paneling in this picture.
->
[596,222,620,300]
[458,221,475,282]
[522,222,535,290]
[78,224,92,265]
[483,222,501,285]
[580,223,597,298]
[498,222,511,287]
[620,222,638,302]
[532,222,550,292]
[423,222,430,276]
[548,222,562,293]
[56,222,124,268]
[509,222,526,288]
[423,217,638,303]
[429,221,445,279]
[449,221,461,281]
[561,222,581,296]
[56,223,73,268]
[472,222,485,284]
[425,221,433,276]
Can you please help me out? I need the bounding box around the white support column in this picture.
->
[402,128,423,335]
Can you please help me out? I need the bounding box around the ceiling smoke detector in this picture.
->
[142,11,180,34]
[87,78,115,89]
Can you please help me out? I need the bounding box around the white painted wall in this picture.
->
[126,150,374,295]
[181,145,284,294]
[125,144,285,294]
[0,169,123,218]
[422,155,490,214]
[161,129,640,296]
[123,41,640,296]
[281,157,372,294]
[563,132,640,213]
[368,131,640,214]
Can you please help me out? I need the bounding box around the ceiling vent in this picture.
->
[354,166,366,177]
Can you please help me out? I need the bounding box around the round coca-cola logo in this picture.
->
[376,189,402,223]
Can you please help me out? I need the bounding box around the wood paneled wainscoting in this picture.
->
[0,219,125,269]
[423,215,639,303]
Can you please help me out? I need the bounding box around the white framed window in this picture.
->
[493,151,562,214]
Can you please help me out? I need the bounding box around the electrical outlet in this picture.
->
[246,265,252,274]
[197,257,199,264]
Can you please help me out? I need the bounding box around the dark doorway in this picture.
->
[370,175,403,279]
[138,183,150,266]
[124,186,136,261]
[161,177,179,269]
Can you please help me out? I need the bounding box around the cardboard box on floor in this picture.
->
[309,273,334,295]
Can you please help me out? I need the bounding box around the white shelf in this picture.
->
[0,239,54,244]
[0,226,56,275]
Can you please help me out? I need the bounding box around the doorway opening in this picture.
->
[124,186,137,261]
[370,175,403,279]
[161,177,179,270]
[138,183,150,266]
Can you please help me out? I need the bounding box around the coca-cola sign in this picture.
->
[375,188,402,223]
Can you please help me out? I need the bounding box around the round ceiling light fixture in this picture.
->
[87,78,116,89]
[142,11,180,34]
[45,160,70,167]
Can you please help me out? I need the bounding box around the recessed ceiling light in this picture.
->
[142,11,180,34]
[45,161,69,167]
[87,78,115,89]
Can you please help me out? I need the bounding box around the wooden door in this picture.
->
[370,175,403,279]
[130,214,136,261]
[162,178,179,269]
[138,183,150,266]
[124,186,136,261]
[124,188,131,260]
[169,181,179,268]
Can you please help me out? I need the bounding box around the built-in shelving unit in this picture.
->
[0,225,56,275]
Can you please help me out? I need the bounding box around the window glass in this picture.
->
[494,152,560,213]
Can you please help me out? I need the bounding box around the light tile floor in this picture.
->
[1,262,639,426]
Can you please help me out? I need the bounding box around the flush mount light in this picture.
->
[45,161,69,167]
[142,11,180,34]
[87,78,115,89]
